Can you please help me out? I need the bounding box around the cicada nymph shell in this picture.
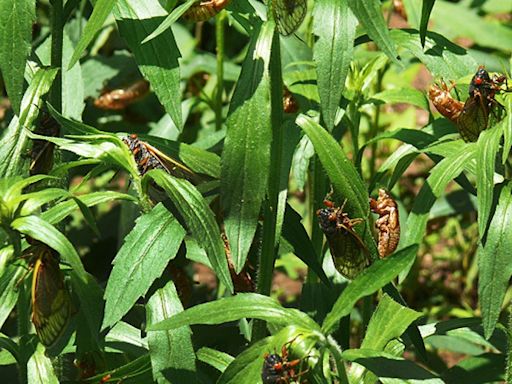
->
[94,79,150,110]
[317,199,370,279]
[183,0,231,22]
[370,189,400,258]
[428,80,465,123]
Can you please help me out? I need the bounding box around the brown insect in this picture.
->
[222,231,255,293]
[122,134,199,183]
[317,198,370,279]
[283,87,299,114]
[94,79,150,110]
[183,0,231,22]
[428,80,465,123]
[370,189,400,258]
[30,112,60,175]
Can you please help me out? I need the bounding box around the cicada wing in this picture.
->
[457,95,489,142]
[31,246,72,347]
[325,231,370,280]
[272,0,307,36]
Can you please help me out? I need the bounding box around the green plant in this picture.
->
[0,0,511,383]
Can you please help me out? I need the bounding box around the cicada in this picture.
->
[29,244,72,347]
[428,80,465,124]
[94,79,150,110]
[30,112,60,175]
[262,337,308,384]
[272,0,307,36]
[370,189,400,258]
[317,199,370,279]
[183,0,231,22]
[457,66,507,142]
[122,134,199,183]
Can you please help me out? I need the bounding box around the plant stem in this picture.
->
[215,11,226,131]
[253,31,284,341]
[369,69,384,179]
[326,335,350,384]
[50,0,64,112]
[506,304,512,383]
[17,281,30,384]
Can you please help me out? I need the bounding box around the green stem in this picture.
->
[253,31,284,341]
[326,335,349,384]
[17,281,30,384]
[369,69,384,179]
[50,0,64,112]
[215,12,226,131]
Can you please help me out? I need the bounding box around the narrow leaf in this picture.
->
[0,68,58,178]
[0,0,35,113]
[313,0,356,130]
[114,0,182,129]
[478,182,512,339]
[419,0,436,47]
[68,0,117,69]
[347,0,400,66]
[221,22,274,272]
[197,347,234,373]
[149,170,234,293]
[102,203,186,329]
[0,263,24,329]
[27,344,59,384]
[322,245,418,335]
[148,293,319,331]
[147,281,197,383]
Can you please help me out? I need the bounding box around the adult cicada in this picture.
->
[262,337,309,384]
[317,199,370,279]
[457,66,507,142]
[122,134,199,184]
[29,244,73,347]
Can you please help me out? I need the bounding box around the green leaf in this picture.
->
[399,144,477,281]
[282,204,331,287]
[476,123,503,238]
[114,0,182,129]
[296,114,378,259]
[322,245,418,335]
[0,68,58,178]
[149,170,234,293]
[68,0,117,69]
[347,0,400,66]
[390,29,476,80]
[27,343,59,384]
[342,349,442,383]
[10,215,87,282]
[0,263,24,329]
[442,353,505,383]
[147,281,197,383]
[313,0,356,130]
[102,203,186,329]
[0,0,35,114]
[371,88,429,110]
[221,22,273,272]
[478,182,512,339]
[362,295,422,351]
[148,293,319,331]
[142,0,198,44]
[197,347,234,373]
[419,0,436,47]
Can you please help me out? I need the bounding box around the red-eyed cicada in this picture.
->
[317,199,370,279]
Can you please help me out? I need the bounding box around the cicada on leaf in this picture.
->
[271,0,307,36]
[94,79,150,110]
[183,0,231,22]
[456,66,507,142]
[262,336,309,384]
[370,189,400,258]
[317,199,370,279]
[122,134,200,184]
[29,244,73,347]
